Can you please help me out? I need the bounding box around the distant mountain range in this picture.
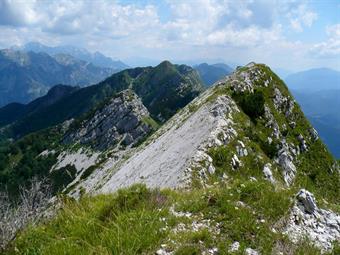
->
[194,63,233,86]
[285,68,340,158]
[15,42,129,70]
[0,61,204,139]
[0,49,118,107]
[285,68,340,91]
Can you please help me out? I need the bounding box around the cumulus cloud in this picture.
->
[285,2,318,32]
[0,0,336,70]
[310,24,340,57]
[0,0,284,47]
[0,0,41,26]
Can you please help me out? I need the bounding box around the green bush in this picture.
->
[233,90,265,121]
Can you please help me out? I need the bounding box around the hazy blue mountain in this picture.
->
[285,68,340,158]
[285,68,340,91]
[20,42,129,70]
[212,63,233,73]
[194,63,233,86]
[292,90,340,158]
[0,49,115,106]
[272,67,294,79]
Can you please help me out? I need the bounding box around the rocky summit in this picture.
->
[1,62,339,254]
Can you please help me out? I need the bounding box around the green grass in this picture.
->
[7,184,172,255]
[4,179,336,255]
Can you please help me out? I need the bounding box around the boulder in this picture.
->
[229,241,240,252]
[277,147,296,185]
[245,247,260,255]
[285,189,340,252]
[296,189,317,214]
[263,163,275,184]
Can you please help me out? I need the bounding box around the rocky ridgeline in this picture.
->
[64,89,153,150]
[52,62,339,252]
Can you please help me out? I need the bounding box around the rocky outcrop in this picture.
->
[264,105,280,139]
[64,90,153,150]
[273,87,294,117]
[277,145,297,185]
[99,93,239,193]
[263,163,275,184]
[309,128,319,141]
[285,189,340,252]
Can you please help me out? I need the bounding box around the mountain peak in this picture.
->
[157,60,173,68]
[18,41,128,69]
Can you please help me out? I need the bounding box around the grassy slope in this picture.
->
[6,183,339,255]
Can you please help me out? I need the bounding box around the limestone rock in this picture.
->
[263,163,275,184]
[273,87,294,117]
[277,146,296,185]
[229,241,240,252]
[231,154,241,170]
[297,134,308,152]
[245,247,260,255]
[285,189,340,252]
[64,90,152,150]
[296,189,317,214]
[264,106,280,138]
[309,128,319,141]
[236,140,248,157]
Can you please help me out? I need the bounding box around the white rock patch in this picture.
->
[284,189,340,252]
[100,96,237,193]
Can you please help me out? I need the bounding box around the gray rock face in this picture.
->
[264,105,280,139]
[236,140,248,157]
[245,248,260,255]
[285,189,340,252]
[263,163,275,184]
[296,189,317,214]
[64,90,153,150]
[273,87,294,117]
[297,134,308,152]
[229,241,240,252]
[309,128,319,141]
[277,146,297,185]
[231,154,241,170]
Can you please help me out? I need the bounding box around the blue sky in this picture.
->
[0,0,339,71]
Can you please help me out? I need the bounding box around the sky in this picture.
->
[0,0,339,71]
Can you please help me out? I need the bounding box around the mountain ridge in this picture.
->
[285,68,340,158]
[17,42,129,69]
[0,49,117,107]
[0,61,203,139]
[194,62,233,86]
[0,62,339,254]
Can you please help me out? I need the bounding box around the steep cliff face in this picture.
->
[64,90,154,150]
[0,61,203,139]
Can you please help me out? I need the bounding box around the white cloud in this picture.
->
[0,0,42,26]
[310,24,340,57]
[286,3,318,32]
[1,0,336,70]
